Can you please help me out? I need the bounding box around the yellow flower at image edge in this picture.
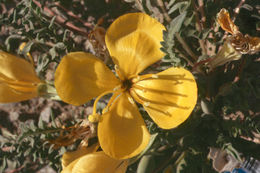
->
[55,13,197,159]
[61,144,128,173]
[0,51,42,103]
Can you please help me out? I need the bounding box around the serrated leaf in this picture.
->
[167,0,177,9]
[48,16,56,29]
[168,2,188,15]
[168,12,187,36]
[12,9,17,23]
[63,29,70,42]
[23,148,31,156]
[48,144,54,154]
[36,54,49,73]
[55,42,66,49]
[1,128,16,139]
[50,110,58,128]
[49,47,56,60]
[38,115,44,129]
[29,121,36,130]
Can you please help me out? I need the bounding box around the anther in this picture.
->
[144,102,150,107]
[151,74,159,79]
[113,85,121,91]
[88,114,100,123]
[132,76,140,83]
[128,96,135,105]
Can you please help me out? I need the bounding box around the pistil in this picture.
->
[88,85,123,123]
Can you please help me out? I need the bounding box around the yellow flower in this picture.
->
[61,144,128,173]
[0,51,42,103]
[55,13,197,159]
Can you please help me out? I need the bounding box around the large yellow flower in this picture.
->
[62,144,128,173]
[55,13,197,159]
[0,51,42,103]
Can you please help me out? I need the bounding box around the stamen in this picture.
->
[130,73,192,84]
[130,90,171,116]
[101,92,122,114]
[131,76,140,83]
[151,74,159,79]
[130,89,188,109]
[131,74,154,83]
[114,64,125,81]
[128,96,135,105]
[144,102,150,107]
[132,84,187,97]
[113,85,121,91]
[148,105,172,116]
[92,90,115,115]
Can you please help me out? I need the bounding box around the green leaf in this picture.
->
[168,12,187,35]
[38,115,44,129]
[167,0,177,9]
[137,155,156,173]
[48,16,56,29]
[168,2,188,15]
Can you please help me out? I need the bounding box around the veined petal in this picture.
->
[0,51,41,103]
[131,67,197,129]
[0,51,40,82]
[98,93,150,159]
[106,13,165,78]
[0,83,38,103]
[70,151,128,173]
[54,52,120,106]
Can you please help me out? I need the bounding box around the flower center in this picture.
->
[122,79,133,91]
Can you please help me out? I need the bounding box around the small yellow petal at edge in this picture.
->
[62,151,128,173]
[62,143,99,168]
[0,51,41,103]
[71,151,128,173]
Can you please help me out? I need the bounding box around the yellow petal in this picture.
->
[0,51,41,103]
[131,67,197,129]
[62,144,99,168]
[54,52,120,106]
[98,93,150,159]
[105,13,165,78]
[0,84,38,103]
[61,158,78,173]
[69,151,128,173]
